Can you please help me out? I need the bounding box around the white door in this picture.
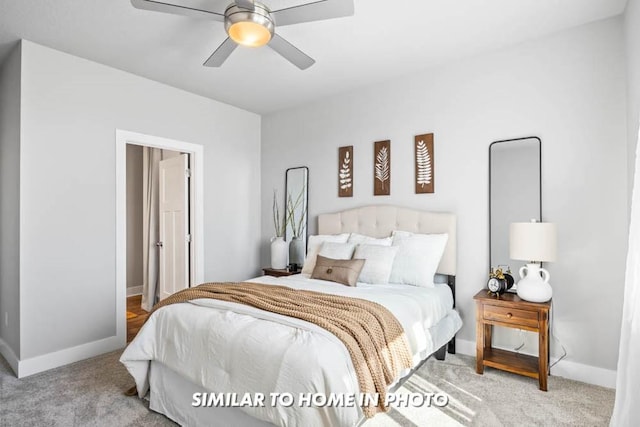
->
[158,154,190,300]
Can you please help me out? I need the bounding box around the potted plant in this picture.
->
[271,190,288,269]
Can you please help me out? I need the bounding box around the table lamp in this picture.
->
[509,220,557,303]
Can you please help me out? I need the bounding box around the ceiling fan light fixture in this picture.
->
[228,21,272,47]
[225,3,274,48]
[132,0,356,69]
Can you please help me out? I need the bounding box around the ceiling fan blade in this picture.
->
[131,0,225,22]
[268,34,315,70]
[272,0,354,27]
[203,38,238,67]
[235,0,255,10]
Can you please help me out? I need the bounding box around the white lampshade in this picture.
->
[510,221,557,262]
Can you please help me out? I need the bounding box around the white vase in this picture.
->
[516,263,552,303]
[288,237,305,270]
[270,237,288,269]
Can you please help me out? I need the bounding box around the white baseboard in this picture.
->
[549,358,617,389]
[455,339,616,389]
[127,285,143,297]
[5,334,616,388]
[0,337,19,375]
[455,338,477,356]
[16,335,124,378]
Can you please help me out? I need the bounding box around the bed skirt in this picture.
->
[147,308,461,427]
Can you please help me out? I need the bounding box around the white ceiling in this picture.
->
[0,0,628,114]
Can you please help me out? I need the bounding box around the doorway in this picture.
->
[116,130,204,346]
[125,145,188,341]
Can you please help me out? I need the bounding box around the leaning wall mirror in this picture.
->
[285,167,309,270]
[489,137,541,277]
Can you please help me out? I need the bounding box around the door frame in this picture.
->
[115,129,204,347]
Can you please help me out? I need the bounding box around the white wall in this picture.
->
[18,41,261,361]
[0,42,22,363]
[126,144,143,291]
[626,0,640,196]
[261,18,628,375]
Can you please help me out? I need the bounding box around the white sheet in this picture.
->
[120,275,462,427]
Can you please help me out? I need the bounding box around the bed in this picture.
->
[121,205,462,427]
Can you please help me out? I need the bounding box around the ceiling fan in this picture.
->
[131,0,355,70]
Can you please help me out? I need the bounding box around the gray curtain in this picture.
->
[141,147,162,312]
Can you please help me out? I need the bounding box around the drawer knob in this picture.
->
[506,312,513,318]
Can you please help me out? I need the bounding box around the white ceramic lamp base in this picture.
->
[516,263,552,303]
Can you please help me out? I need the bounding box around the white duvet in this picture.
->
[120,274,462,427]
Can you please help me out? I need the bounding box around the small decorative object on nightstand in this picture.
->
[474,289,550,391]
[486,267,515,295]
[262,267,300,278]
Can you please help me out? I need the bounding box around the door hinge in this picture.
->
[186,234,192,243]
[185,168,191,178]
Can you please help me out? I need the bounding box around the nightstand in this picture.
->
[262,267,300,278]
[473,290,551,391]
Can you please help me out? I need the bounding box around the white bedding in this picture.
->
[120,274,462,427]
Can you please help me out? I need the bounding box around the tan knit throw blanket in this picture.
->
[148,282,413,417]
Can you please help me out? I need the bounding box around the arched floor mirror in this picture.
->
[489,136,542,279]
[285,166,308,270]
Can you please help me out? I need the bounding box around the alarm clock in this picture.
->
[487,267,515,295]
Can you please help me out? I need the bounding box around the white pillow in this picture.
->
[353,244,399,284]
[319,242,356,260]
[389,232,448,287]
[301,233,350,274]
[347,233,393,246]
[391,230,413,239]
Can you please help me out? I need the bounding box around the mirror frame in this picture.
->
[284,166,309,250]
[489,136,542,269]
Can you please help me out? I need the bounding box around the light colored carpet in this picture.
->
[0,351,613,426]
[0,351,172,427]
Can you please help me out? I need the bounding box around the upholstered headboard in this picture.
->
[317,205,457,276]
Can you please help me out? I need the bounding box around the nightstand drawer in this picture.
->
[483,304,538,328]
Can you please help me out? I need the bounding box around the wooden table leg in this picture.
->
[476,302,484,374]
[538,309,549,391]
[484,324,492,349]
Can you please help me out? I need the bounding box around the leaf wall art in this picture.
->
[338,146,353,197]
[374,140,391,196]
[415,133,434,194]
